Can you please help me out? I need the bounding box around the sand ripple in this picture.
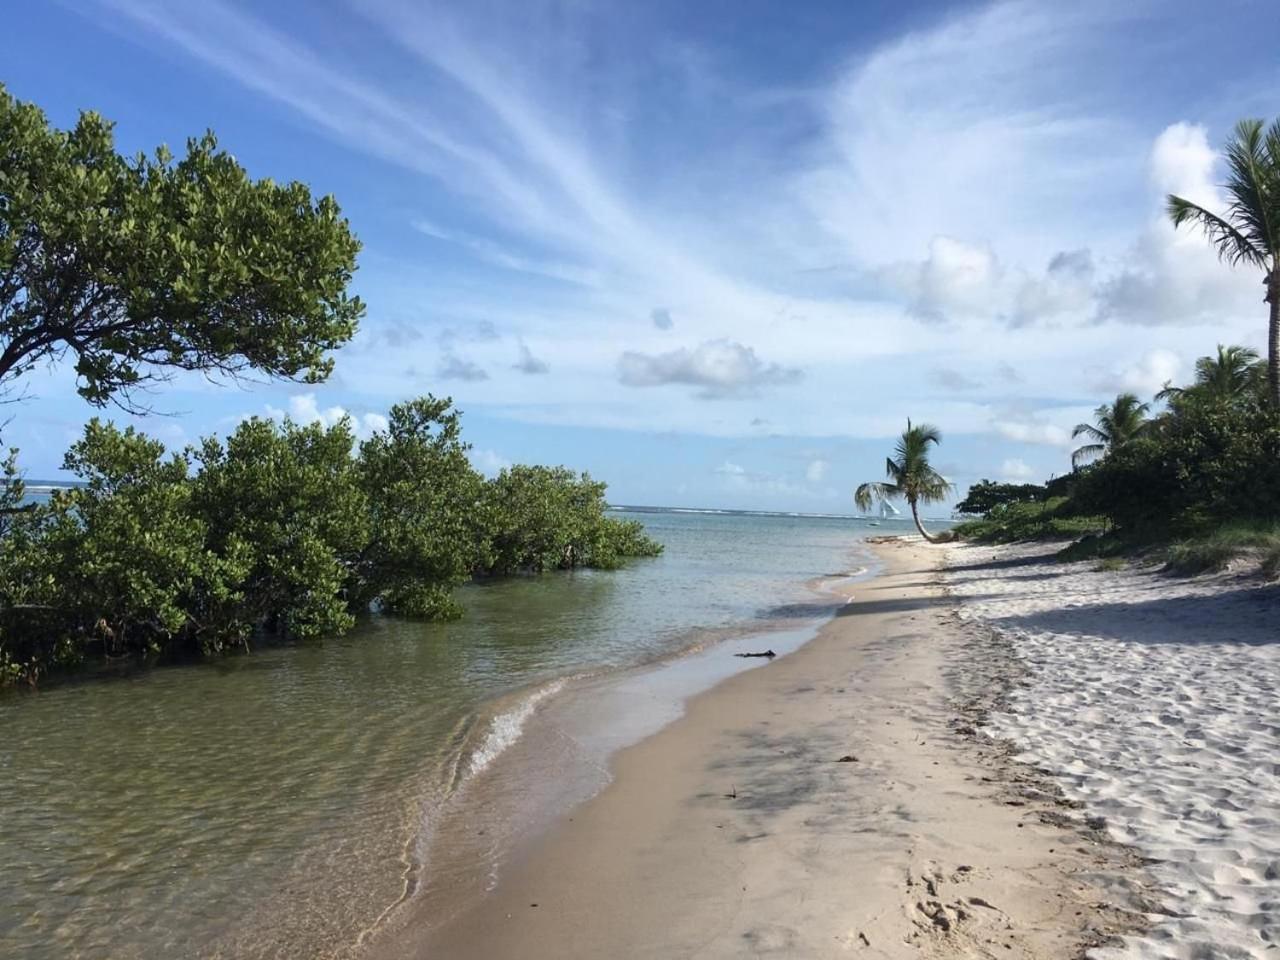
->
[946,543,1280,959]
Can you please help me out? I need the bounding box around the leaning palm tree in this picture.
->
[1071,393,1150,468]
[1168,118,1280,406]
[1157,343,1263,405]
[855,420,953,543]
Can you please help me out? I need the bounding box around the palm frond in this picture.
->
[1071,443,1105,469]
[1072,423,1107,443]
[1167,195,1268,269]
[854,481,895,512]
[1222,118,1280,258]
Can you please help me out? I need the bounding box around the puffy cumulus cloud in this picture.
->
[1000,457,1036,481]
[1150,122,1218,208]
[438,352,490,381]
[513,341,550,375]
[1011,249,1095,327]
[1090,348,1181,396]
[617,339,803,399]
[806,458,829,483]
[264,394,389,439]
[884,241,1097,328]
[1096,123,1259,326]
[650,307,674,330]
[884,237,1002,324]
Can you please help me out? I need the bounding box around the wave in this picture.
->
[464,678,569,780]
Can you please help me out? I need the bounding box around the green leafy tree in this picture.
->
[190,416,369,642]
[1074,400,1280,536]
[1167,118,1280,405]
[483,466,661,573]
[854,420,953,542]
[352,397,489,619]
[0,421,251,681]
[0,84,363,410]
[1157,344,1264,407]
[1072,393,1149,468]
[954,479,1046,517]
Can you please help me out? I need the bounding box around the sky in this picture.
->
[4,0,1279,513]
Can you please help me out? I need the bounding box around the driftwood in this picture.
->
[734,649,776,659]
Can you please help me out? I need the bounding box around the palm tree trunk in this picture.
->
[909,498,941,544]
[1268,270,1280,407]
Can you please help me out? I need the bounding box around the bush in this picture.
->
[481,466,661,575]
[954,479,1046,517]
[951,497,1104,543]
[0,399,662,685]
[1073,401,1280,537]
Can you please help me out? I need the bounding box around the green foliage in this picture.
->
[0,84,362,409]
[954,479,1046,517]
[1167,117,1280,406]
[1071,393,1149,468]
[0,399,662,685]
[1073,401,1280,537]
[191,416,369,645]
[951,496,1104,544]
[352,396,488,620]
[482,465,662,575]
[1163,521,1280,576]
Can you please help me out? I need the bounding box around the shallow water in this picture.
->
[0,509,899,959]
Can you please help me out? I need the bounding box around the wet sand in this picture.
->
[367,540,1145,959]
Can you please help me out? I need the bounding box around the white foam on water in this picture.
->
[465,678,569,781]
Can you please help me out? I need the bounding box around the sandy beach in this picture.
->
[368,540,1175,959]
[945,542,1280,959]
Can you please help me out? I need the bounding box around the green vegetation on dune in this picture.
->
[949,116,1280,574]
[951,495,1104,545]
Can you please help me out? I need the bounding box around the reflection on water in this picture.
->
[0,510,894,959]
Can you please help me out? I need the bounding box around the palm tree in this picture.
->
[1157,343,1263,405]
[855,420,953,543]
[1071,393,1150,468]
[1167,118,1280,405]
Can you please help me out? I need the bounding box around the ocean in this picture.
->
[0,507,916,958]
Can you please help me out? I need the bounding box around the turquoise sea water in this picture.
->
[0,508,912,959]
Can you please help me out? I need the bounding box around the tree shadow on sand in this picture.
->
[992,583,1280,647]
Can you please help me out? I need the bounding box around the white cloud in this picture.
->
[1096,122,1260,326]
[1000,457,1036,481]
[887,236,1003,324]
[806,458,829,483]
[1091,348,1181,396]
[264,394,389,439]
[618,339,803,398]
[992,415,1074,449]
[470,448,512,477]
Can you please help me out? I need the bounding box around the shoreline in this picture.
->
[363,553,880,950]
[365,540,1144,959]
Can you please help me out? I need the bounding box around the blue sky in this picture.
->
[4,0,1279,512]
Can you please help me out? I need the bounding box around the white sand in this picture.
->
[944,542,1280,959]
